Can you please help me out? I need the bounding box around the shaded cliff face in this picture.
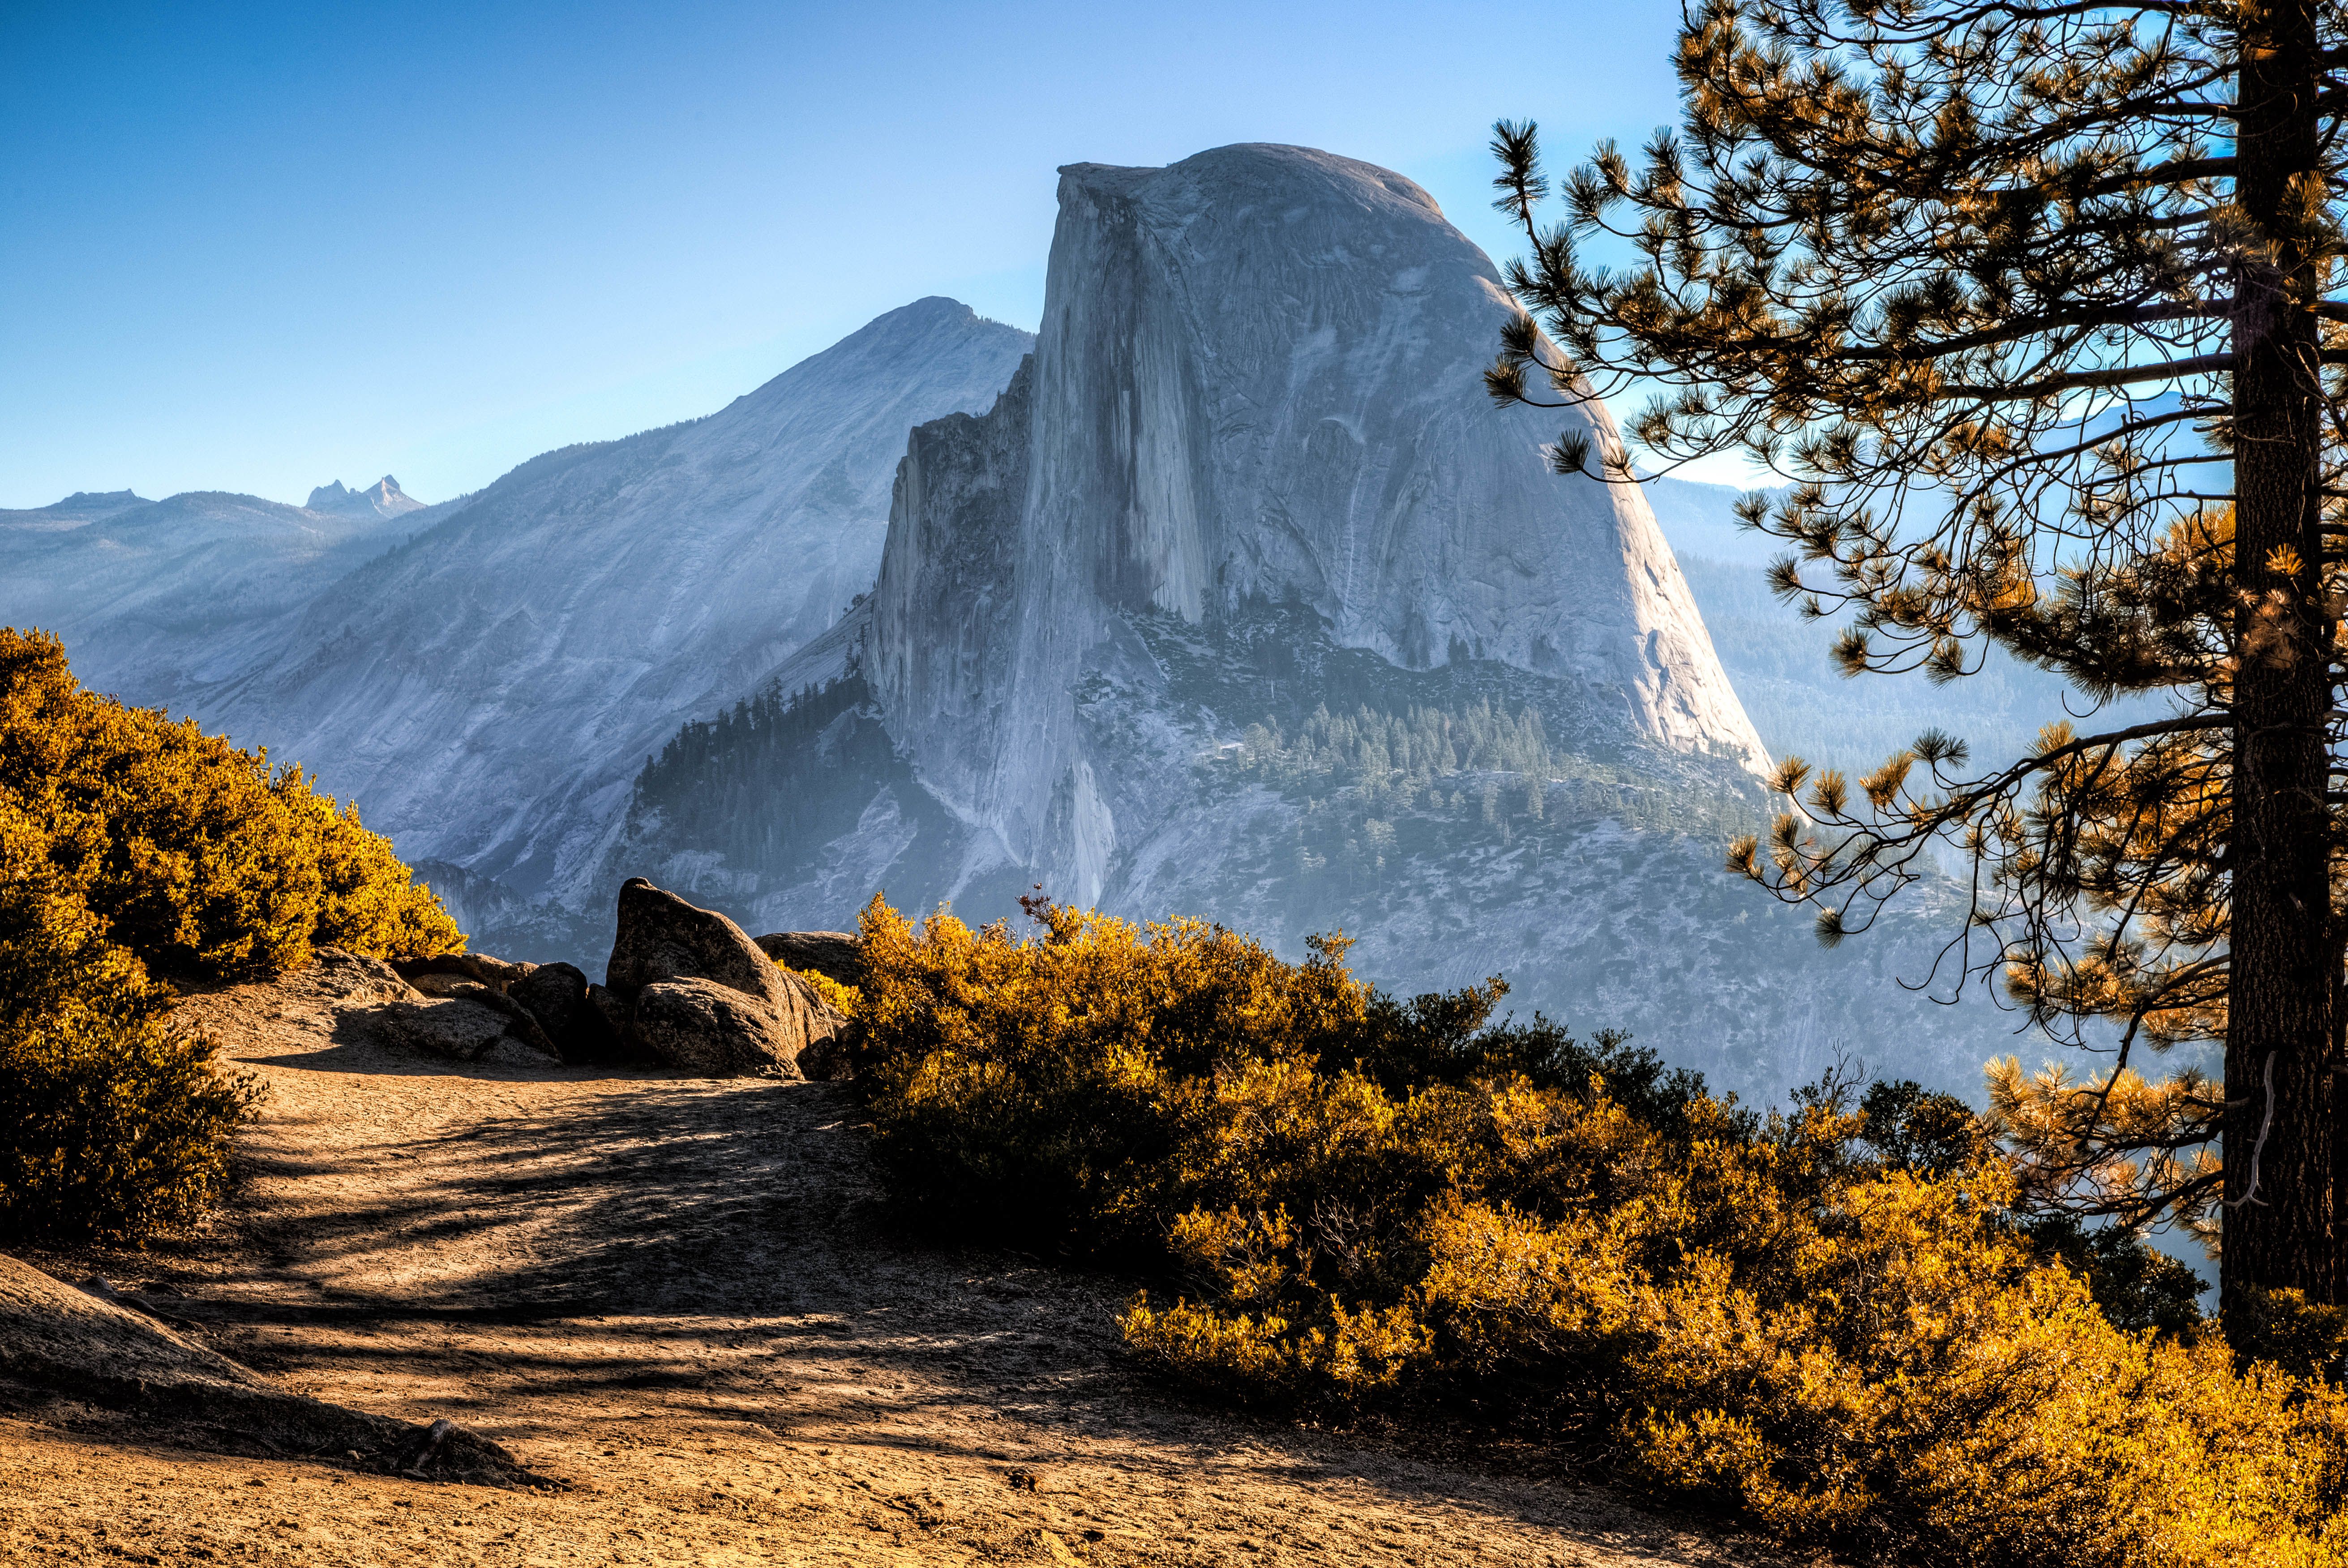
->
[867,356,1033,832]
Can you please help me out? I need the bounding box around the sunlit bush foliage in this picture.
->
[0,628,459,979]
[0,628,456,1241]
[0,802,261,1241]
[854,893,2348,1567]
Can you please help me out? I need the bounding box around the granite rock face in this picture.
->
[379,996,558,1067]
[854,146,1770,906]
[630,977,805,1079]
[605,878,793,1011]
[602,879,848,1077]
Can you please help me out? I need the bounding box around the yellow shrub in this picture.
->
[851,891,2348,1565]
[0,803,262,1241]
[0,628,458,979]
[782,965,861,1019]
[0,629,455,1242]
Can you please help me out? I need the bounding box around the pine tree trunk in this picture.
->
[2224,0,2335,1324]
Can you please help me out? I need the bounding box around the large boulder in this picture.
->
[510,961,628,1065]
[607,879,795,1012]
[753,931,862,989]
[631,978,805,1079]
[603,878,851,1077]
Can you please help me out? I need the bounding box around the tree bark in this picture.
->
[2224,0,2336,1324]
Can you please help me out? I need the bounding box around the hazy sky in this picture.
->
[0,0,1720,509]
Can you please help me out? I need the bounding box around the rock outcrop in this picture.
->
[396,951,538,991]
[603,879,847,1078]
[379,996,560,1067]
[510,960,626,1064]
[632,978,799,1079]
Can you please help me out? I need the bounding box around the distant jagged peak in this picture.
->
[305,475,425,518]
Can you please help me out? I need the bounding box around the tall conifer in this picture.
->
[1487,0,2348,1328]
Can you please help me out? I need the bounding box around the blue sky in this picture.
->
[0,0,1715,509]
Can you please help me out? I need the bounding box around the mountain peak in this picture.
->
[306,475,424,519]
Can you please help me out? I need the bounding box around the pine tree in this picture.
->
[1486,0,2348,1330]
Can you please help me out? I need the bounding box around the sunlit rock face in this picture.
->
[858,144,1770,902]
[1024,146,1760,745]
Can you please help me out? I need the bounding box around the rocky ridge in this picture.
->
[174,298,1033,898]
[304,475,426,519]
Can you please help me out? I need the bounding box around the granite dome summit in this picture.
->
[610,145,2004,1096]
[840,143,1773,906]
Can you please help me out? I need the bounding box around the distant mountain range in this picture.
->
[1,146,2095,1101]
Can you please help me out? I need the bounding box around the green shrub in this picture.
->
[853,893,2348,1568]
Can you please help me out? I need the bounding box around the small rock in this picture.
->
[440,981,561,1058]
[408,972,476,999]
[379,998,529,1063]
[393,952,535,992]
[477,1035,559,1070]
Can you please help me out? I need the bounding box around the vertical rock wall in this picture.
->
[874,144,1774,900]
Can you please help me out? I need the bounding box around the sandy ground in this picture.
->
[0,962,1787,1567]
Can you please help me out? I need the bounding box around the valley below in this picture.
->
[0,962,1784,1568]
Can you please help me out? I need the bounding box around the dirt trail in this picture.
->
[0,964,1784,1567]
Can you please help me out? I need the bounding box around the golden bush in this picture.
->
[0,802,261,1241]
[853,892,2348,1566]
[0,628,458,1241]
[0,628,458,979]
